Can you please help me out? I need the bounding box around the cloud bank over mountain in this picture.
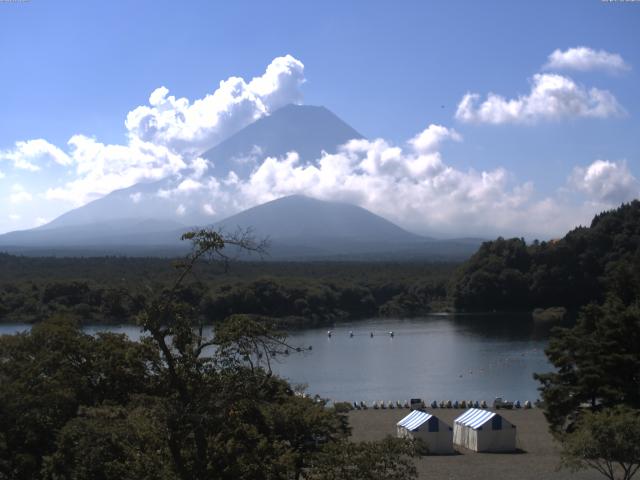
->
[151,122,637,238]
[0,55,306,206]
[0,51,637,238]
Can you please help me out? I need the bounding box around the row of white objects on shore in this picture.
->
[349,399,533,410]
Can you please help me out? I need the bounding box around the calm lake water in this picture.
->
[0,315,554,404]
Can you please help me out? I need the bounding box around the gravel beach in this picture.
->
[348,408,602,480]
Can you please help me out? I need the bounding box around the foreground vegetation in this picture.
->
[0,230,420,480]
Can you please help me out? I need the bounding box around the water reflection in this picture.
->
[451,312,563,341]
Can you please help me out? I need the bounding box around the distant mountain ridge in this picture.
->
[0,194,482,260]
[0,105,483,260]
[216,195,422,242]
[35,104,363,231]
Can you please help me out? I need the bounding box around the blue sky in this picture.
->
[0,0,639,237]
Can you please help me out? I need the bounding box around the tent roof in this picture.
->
[454,408,498,430]
[397,410,433,432]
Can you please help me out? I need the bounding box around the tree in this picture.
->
[560,406,640,480]
[0,317,157,480]
[41,403,172,480]
[535,298,640,434]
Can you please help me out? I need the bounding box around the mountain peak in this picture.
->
[203,104,363,178]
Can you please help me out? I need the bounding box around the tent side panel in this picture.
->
[469,429,479,452]
[435,428,454,454]
[453,424,464,447]
[478,423,517,452]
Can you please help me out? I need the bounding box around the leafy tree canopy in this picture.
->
[560,406,640,480]
[535,298,640,434]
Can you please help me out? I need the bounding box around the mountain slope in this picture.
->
[33,104,363,231]
[216,195,421,243]
[0,193,482,259]
[210,195,482,260]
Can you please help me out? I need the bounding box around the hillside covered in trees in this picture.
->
[0,256,454,326]
[452,200,640,312]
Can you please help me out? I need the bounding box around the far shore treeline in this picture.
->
[0,257,454,326]
[453,200,640,313]
[1,200,639,327]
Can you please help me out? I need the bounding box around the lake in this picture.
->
[0,315,553,404]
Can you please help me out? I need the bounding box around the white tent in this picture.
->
[453,408,516,452]
[396,410,453,454]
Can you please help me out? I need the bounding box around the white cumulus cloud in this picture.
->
[570,160,639,205]
[125,55,305,156]
[408,124,461,153]
[44,136,188,205]
[545,47,630,73]
[456,73,624,124]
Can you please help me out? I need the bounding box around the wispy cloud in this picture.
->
[8,184,33,205]
[0,139,72,172]
[544,46,630,73]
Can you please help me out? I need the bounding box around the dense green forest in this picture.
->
[0,255,455,326]
[452,200,640,313]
